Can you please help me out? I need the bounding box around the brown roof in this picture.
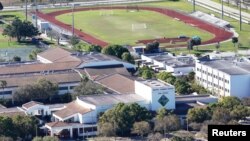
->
[96,74,135,94]
[38,47,80,63]
[3,72,82,88]
[0,61,81,76]
[53,101,91,119]
[85,67,131,80]
[22,101,43,109]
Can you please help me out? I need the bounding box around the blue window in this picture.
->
[0,91,12,95]
[59,87,68,90]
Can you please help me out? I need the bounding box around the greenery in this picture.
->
[154,114,181,134]
[73,42,102,52]
[13,79,58,103]
[0,115,38,140]
[132,121,151,137]
[102,44,129,58]
[32,136,59,141]
[73,77,104,98]
[2,18,39,42]
[29,49,43,60]
[69,35,80,47]
[56,9,213,45]
[98,103,152,136]
[187,97,250,124]
[145,41,160,53]
[138,66,155,79]
[13,56,21,62]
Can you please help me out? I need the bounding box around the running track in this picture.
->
[36,6,234,47]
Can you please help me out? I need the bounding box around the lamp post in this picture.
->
[239,0,242,31]
[221,0,224,19]
[25,0,27,21]
[193,0,196,12]
[35,0,38,28]
[72,4,75,36]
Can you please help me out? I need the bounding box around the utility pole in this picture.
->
[239,0,242,31]
[221,0,224,19]
[193,0,196,12]
[35,0,38,28]
[25,0,27,21]
[72,4,75,36]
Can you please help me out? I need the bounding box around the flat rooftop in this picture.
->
[136,79,174,89]
[78,94,145,106]
[143,53,194,68]
[176,95,218,104]
[200,60,250,75]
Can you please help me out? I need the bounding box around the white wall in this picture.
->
[37,55,53,64]
[230,75,250,98]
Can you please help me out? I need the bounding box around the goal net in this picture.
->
[132,23,147,31]
[99,10,114,16]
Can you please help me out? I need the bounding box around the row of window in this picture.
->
[0,91,12,95]
[58,86,76,91]
[197,77,230,93]
[196,68,230,84]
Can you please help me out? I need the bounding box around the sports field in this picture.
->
[56,10,214,45]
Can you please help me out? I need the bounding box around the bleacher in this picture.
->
[190,11,230,28]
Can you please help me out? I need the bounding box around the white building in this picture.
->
[140,53,195,76]
[196,59,250,98]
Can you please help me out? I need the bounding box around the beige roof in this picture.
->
[96,74,135,94]
[3,72,82,88]
[38,47,80,63]
[85,67,131,80]
[22,101,43,109]
[53,101,92,119]
[0,61,81,75]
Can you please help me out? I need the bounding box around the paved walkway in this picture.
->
[193,0,250,23]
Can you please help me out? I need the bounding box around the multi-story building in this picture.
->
[196,59,250,98]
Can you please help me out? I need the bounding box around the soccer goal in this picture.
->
[132,23,147,31]
[99,10,114,16]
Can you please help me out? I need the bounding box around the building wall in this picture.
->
[195,61,250,98]
[25,105,51,116]
[135,81,175,110]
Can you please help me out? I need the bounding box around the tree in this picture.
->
[171,136,194,141]
[187,107,211,123]
[13,79,58,103]
[174,79,191,94]
[0,136,13,141]
[212,108,231,123]
[73,79,104,98]
[85,45,102,52]
[0,80,7,91]
[98,122,117,137]
[33,136,59,141]
[2,18,39,42]
[156,107,169,120]
[0,116,15,137]
[138,66,155,79]
[132,121,151,137]
[215,42,220,51]
[242,97,250,106]
[187,72,195,82]
[70,36,80,47]
[0,2,3,11]
[121,52,134,64]
[157,72,176,85]
[101,45,129,59]
[147,132,163,141]
[13,56,21,62]
[154,115,181,136]
[145,41,160,53]
[29,49,43,60]
[99,103,152,136]
[46,29,60,45]
[232,37,238,47]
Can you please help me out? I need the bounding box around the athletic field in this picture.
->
[56,10,214,45]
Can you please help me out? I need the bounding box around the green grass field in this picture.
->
[56,9,214,45]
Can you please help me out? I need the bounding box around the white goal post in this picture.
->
[131,23,147,31]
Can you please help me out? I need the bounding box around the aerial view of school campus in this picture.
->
[0,0,250,141]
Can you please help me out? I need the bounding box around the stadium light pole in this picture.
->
[193,0,196,12]
[221,0,224,19]
[35,0,38,28]
[239,0,242,31]
[72,4,75,36]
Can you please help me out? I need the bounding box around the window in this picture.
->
[0,91,12,95]
[70,86,75,90]
[84,127,97,133]
[79,128,83,133]
[59,87,68,90]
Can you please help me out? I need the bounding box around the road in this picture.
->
[193,0,250,23]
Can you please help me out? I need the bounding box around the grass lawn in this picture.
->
[56,9,213,45]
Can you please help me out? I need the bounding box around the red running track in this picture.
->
[36,6,234,47]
